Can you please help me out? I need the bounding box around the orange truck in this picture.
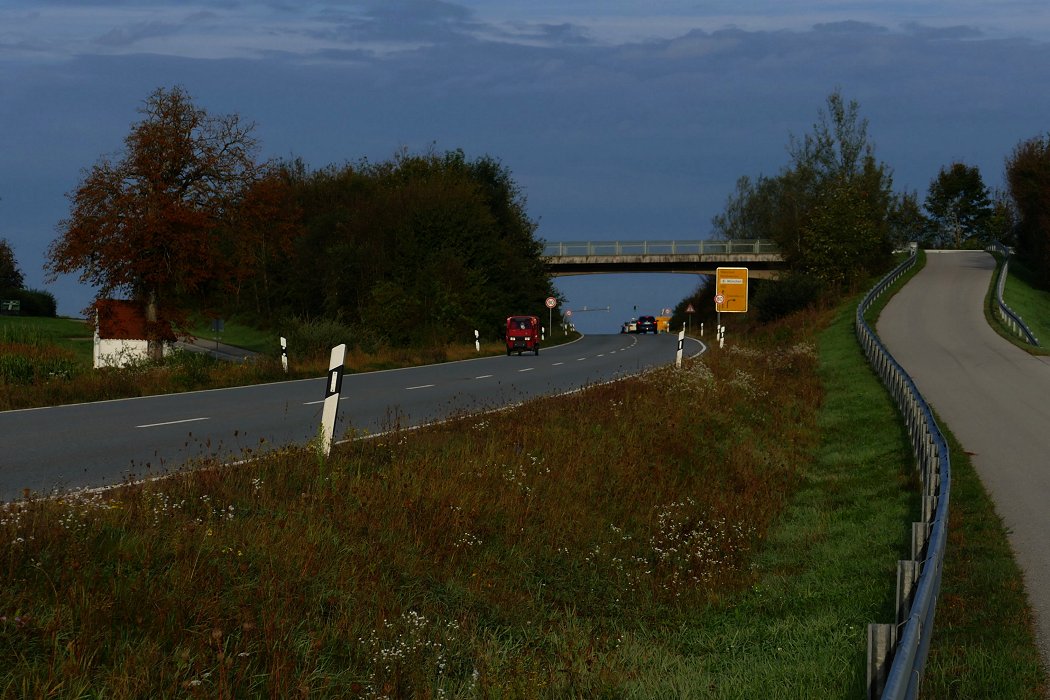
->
[506,315,540,356]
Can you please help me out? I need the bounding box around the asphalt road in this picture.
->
[877,250,1050,664]
[1,332,702,501]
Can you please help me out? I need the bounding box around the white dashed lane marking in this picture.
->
[137,417,210,429]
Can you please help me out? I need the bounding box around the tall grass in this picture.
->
[1,297,1042,697]
[0,318,90,389]
[1,314,821,697]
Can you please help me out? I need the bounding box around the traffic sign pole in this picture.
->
[545,296,557,340]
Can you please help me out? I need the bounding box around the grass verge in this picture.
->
[0,276,1043,696]
[921,417,1047,697]
[0,315,581,411]
[1002,258,1050,351]
[186,318,282,355]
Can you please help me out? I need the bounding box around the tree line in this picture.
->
[0,238,56,317]
[36,86,1050,339]
[688,90,1050,323]
[44,87,558,352]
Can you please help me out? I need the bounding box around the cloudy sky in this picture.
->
[2,1,1050,333]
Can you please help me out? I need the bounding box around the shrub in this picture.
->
[279,317,388,358]
[0,289,58,317]
[753,273,823,323]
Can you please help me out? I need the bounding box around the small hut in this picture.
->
[93,299,176,368]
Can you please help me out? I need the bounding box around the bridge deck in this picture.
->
[543,240,784,277]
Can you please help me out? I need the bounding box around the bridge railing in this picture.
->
[542,239,779,257]
[858,250,951,700]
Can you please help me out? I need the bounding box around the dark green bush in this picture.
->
[0,289,58,317]
[753,273,823,323]
[281,317,355,358]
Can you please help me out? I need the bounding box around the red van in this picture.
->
[506,315,540,356]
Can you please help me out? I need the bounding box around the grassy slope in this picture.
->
[186,318,280,354]
[1002,258,1050,350]
[620,301,916,698]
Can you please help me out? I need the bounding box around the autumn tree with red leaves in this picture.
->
[47,86,264,356]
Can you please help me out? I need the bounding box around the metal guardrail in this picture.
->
[989,243,1039,346]
[857,251,951,700]
[542,239,779,256]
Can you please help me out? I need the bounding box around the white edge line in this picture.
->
[136,417,210,429]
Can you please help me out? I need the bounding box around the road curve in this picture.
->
[1,333,702,501]
[877,250,1050,664]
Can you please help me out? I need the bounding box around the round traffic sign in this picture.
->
[545,296,557,309]
[714,294,725,304]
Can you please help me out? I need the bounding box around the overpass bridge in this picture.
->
[542,239,785,277]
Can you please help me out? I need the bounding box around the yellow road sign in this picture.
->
[715,267,748,313]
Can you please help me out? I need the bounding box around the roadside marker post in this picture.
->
[676,325,686,369]
[320,343,347,458]
[474,329,480,352]
[280,336,288,373]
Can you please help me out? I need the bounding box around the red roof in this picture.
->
[95,299,176,341]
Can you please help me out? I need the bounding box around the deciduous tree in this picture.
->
[264,149,555,346]
[46,86,263,355]
[1007,134,1050,288]
[924,162,992,248]
[0,237,25,291]
[711,90,894,298]
[886,191,928,250]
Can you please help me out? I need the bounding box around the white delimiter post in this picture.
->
[280,336,288,373]
[320,343,347,458]
[675,325,686,369]
[474,329,480,352]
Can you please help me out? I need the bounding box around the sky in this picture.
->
[2,1,1050,335]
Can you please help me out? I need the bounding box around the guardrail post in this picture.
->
[912,522,932,561]
[896,560,922,626]
[922,495,937,523]
[868,623,897,699]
